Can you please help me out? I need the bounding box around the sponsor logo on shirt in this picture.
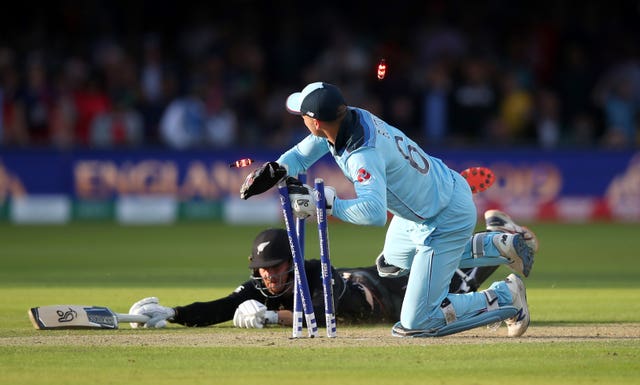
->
[357,168,371,183]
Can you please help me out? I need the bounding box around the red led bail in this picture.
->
[230,158,254,168]
[377,59,387,80]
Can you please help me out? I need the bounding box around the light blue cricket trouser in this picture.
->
[383,171,512,331]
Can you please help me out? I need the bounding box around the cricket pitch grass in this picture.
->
[1,221,639,384]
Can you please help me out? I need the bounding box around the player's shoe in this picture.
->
[391,322,434,337]
[504,273,530,337]
[493,233,534,277]
[376,253,409,278]
[485,209,539,252]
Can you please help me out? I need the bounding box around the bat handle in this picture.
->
[116,314,151,323]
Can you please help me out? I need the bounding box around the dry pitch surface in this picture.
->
[2,324,638,347]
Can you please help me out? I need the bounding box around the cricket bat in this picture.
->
[28,305,150,330]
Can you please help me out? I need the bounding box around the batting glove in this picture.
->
[233,300,278,328]
[286,177,336,219]
[128,297,176,329]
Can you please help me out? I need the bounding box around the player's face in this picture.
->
[259,261,292,294]
[302,116,325,138]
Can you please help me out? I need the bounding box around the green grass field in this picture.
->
[1,221,639,384]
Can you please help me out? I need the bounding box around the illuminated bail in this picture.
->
[377,59,387,80]
[229,158,254,168]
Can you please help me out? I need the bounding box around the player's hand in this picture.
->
[240,161,288,200]
[128,297,176,329]
[232,300,278,328]
[286,177,336,219]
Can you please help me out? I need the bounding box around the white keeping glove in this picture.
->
[129,297,176,329]
[233,300,278,328]
[286,178,336,219]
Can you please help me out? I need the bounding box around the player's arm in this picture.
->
[240,136,328,200]
[129,281,259,328]
[173,282,262,327]
[276,134,329,177]
[332,149,388,226]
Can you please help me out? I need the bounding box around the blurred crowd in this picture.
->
[0,0,639,151]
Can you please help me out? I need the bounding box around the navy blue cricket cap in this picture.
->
[286,82,346,121]
[248,229,292,269]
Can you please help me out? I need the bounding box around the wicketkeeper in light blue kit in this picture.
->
[241,82,533,337]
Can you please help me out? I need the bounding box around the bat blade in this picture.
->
[28,305,149,330]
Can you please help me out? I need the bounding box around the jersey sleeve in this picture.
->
[332,148,388,226]
[276,135,329,177]
[171,280,263,327]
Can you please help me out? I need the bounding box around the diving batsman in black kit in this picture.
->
[128,209,537,329]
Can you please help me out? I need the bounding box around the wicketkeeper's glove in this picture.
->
[286,177,336,219]
[240,161,288,200]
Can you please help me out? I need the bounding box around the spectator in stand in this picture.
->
[159,82,207,149]
[498,70,534,144]
[48,70,77,149]
[202,54,238,148]
[20,56,53,145]
[0,50,29,146]
[204,95,238,148]
[89,94,144,147]
[73,72,111,147]
[555,43,598,147]
[593,43,640,148]
[602,80,638,148]
[138,34,177,145]
[420,61,451,146]
[534,89,562,148]
[449,57,499,144]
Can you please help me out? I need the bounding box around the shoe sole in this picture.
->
[485,210,511,230]
[511,234,534,277]
[392,322,437,337]
[506,274,530,337]
[486,210,539,252]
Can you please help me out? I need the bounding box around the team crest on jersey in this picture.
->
[357,168,372,183]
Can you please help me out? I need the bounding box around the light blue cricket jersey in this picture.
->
[277,107,456,226]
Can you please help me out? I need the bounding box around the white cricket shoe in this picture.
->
[485,209,539,252]
[504,274,530,337]
[493,233,534,277]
